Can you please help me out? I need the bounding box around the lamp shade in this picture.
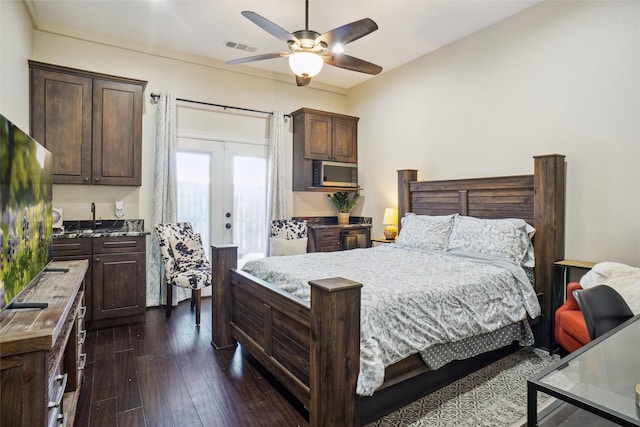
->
[383,208,398,225]
[288,52,324,78]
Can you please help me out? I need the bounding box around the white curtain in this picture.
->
[147,93,189,307]
[267,110,288,221]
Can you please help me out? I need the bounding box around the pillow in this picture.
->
[168,232,209,270]
[270,237,308,256]
[447,216,535,266]
[271,219,308,239]
[504,218,536,267]
[395,213,456,251]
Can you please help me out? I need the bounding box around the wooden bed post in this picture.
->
[211,244,238,349]
[309,277,363,427]
[397,169,417,233]
[533,154,566,350]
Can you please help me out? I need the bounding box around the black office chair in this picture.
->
[573,284,634,340]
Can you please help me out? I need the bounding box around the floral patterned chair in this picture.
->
[154,222,211,326]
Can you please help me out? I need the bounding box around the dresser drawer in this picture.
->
[314,228,340,242]
[93,236,145,254]
[46,369,67,427]
[52,238,91,257]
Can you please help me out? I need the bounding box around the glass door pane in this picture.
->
[176,151,211,249]
[177,137,267,267]
[230,154,267,266]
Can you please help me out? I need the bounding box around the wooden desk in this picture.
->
[0,260,88,426]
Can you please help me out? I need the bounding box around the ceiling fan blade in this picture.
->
[317,18,378,48]
[225,52,287,65]
[325,54,383,75]
[241,11,296,43]
[295,75,311,87]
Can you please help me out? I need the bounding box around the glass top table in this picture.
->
[528,314,640,426]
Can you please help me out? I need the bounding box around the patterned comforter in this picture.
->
[241,244,541,396]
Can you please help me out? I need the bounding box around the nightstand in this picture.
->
[550,259,597,354]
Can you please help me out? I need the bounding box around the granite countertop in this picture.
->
[307,223,372,229]
[293,216,373,229]
[53,219,150,238]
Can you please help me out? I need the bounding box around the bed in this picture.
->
[210,154,566,426]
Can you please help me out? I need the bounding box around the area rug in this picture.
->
[366,347,558,427]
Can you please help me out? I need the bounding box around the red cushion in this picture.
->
[555,282,590,352]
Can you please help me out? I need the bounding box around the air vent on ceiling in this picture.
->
[225,40,257,53]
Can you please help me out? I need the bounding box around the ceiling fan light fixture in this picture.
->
[289,52,324,78]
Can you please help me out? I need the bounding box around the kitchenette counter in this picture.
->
[53,219,150,238]
[293,216,372,252]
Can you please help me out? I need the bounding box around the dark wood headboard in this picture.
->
[397,154,565,349]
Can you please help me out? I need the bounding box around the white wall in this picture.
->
[350,1,640,265]
[29,30,349,224]
[3,1,638,268]
[0,0,33,129]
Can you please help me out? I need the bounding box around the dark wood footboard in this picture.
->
[211,244,363,426]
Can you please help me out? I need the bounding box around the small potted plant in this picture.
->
[327,191,360,224]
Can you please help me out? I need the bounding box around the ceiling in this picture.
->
[24,0,541,89]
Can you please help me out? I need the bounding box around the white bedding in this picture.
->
[580,261,640,313]
[241,244,541,395]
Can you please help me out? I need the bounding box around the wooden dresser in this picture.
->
[0,260,89,426]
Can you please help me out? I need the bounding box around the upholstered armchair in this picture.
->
[154,222,211,326]
[555,282,590,353]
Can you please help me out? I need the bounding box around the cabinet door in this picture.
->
[92,251,146,320]
[332,117,358,163]
[303,112,333,160]
[30,68,92,184]
[92,79,143,186]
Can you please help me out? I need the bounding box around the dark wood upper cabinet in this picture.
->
[332,116,358,163]
[292,108,359,191]
[29,61,146,186]
[92,79,143,185]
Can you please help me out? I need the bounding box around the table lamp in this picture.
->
[383,207,398,240]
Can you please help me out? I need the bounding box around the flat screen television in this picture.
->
[0,113,53,311]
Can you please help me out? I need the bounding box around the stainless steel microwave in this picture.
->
[312,160,358,187]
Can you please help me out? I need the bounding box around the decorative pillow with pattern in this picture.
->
[447,215,535,266]
[270,219,308,239]
[395,213,456,251]
[168,232,210,271]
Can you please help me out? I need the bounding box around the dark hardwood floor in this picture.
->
[73,298,309,427]
[73,298,584,427]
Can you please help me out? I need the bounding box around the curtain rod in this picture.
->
[150,93,290,118]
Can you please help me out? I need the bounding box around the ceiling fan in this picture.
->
[225,0,383,87]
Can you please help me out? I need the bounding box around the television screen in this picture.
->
[0,113,53,311]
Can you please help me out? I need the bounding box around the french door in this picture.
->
[176,136,268,267]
